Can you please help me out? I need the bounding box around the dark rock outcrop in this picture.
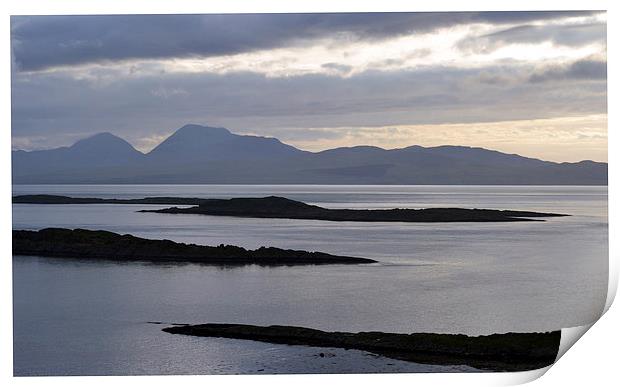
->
[162,323,561,372]
[12,228,376,265]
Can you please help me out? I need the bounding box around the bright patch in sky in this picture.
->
[272,114,607,163]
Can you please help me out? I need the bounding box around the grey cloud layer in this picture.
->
[12,60,607,150]
[529,59,606,83]
[12,11,599,71]
[459,22,606,53]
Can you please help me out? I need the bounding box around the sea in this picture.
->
[11,185,608,375]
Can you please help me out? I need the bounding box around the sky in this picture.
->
[10,11,607,162]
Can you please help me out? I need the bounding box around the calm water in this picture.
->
[12,185,608,375]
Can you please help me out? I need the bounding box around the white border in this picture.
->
[1,1,616,386]
[0,0,612,15]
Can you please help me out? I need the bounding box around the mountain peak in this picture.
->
[148,124,234,156]
[175,124,232,137]
[70,132,138,152]
[73,132,119,144]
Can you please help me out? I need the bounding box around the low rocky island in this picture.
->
[162,323,560,372]
[12,194,205,205]
[12,228,376,265]
[13,194,569,222]
[142,196,567,222]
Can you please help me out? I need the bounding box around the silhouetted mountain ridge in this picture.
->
[147,124,304,163]
[12,124,607,184]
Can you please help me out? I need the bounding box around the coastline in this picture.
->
[13,194,569,222]
[12,228,376,266]
[162,323,561,372]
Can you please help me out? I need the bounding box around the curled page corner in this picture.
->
[604,249,618,314]
[495,365,552,386]
[479,323,599,386]
[557,324,594,361]
[553,268,616,370]
[546,242,620,374]
[459,245,614,385]
[550,261,617,368]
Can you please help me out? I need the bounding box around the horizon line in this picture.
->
[11,125,608,165]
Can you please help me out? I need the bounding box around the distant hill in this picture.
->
[12,124,607,185]
[12,132,145,181]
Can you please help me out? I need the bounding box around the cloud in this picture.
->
[321,62,353,75]
[529,59,607,83]
[458,20,606,54]
[11,61,607,153]
[11,12,600,71]
[150,87,189,99]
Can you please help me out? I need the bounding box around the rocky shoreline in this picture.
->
[162,323,561,372]
[12,228,376,265]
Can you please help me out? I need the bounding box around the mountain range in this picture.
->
[12,124,607,185]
